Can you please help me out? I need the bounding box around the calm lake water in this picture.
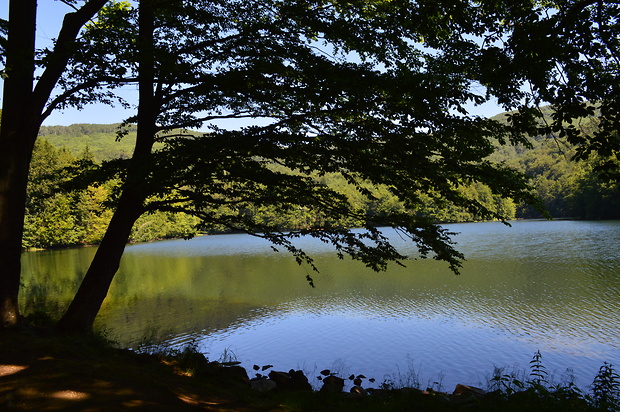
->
[20,220,620,391]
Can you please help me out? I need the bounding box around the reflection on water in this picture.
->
[20,220,620,389]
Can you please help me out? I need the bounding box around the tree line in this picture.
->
[25,132,508,249]
[39,123,139,160]
[509,138,620,220]
[23,137,200,249]
[25,118,619,251]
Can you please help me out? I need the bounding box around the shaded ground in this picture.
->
[0,328,278,411]
[0,327,596,411]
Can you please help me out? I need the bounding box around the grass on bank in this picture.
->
[1,321,619,411]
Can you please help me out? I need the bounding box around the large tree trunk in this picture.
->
[57,0,157,334]
[0,0,37,328]
[56,192,145,333]
[0,0,108,328]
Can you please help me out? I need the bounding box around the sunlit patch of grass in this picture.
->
[49,390,90,400]
[0,365,28,377]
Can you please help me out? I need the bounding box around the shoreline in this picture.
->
[0,326,613,411]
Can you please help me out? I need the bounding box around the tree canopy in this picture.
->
[496,0,620,182]
[2,0,619,332]
[25,119,619,253]
[57,0,545,274]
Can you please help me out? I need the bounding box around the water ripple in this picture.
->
[23,220,620,391]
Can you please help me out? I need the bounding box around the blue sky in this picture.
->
[2,0,505,127]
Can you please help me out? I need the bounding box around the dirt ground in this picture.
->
[0,328,281,411]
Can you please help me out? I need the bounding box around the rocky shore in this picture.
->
[196,359,512,408]
[0,329,601,411]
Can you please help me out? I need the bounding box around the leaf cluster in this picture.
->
[497,1,620,182]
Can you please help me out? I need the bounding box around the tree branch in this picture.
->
[42,76,137,120]
[32,0,109,120]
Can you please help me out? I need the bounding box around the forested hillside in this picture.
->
[24,119,619,250]
[39,124,138,160]
[23,136,199,249]
[488,110,620,220]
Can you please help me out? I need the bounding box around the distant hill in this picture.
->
[39,124,139,161]
[37,110,619,220]
[37,108,556,162]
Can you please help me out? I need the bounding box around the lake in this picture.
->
[20,220,620,391]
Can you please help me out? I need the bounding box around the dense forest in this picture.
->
[39,123,139,160]
[488,107,620,220]
[24,132,198,249]
[25,118,620,250]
